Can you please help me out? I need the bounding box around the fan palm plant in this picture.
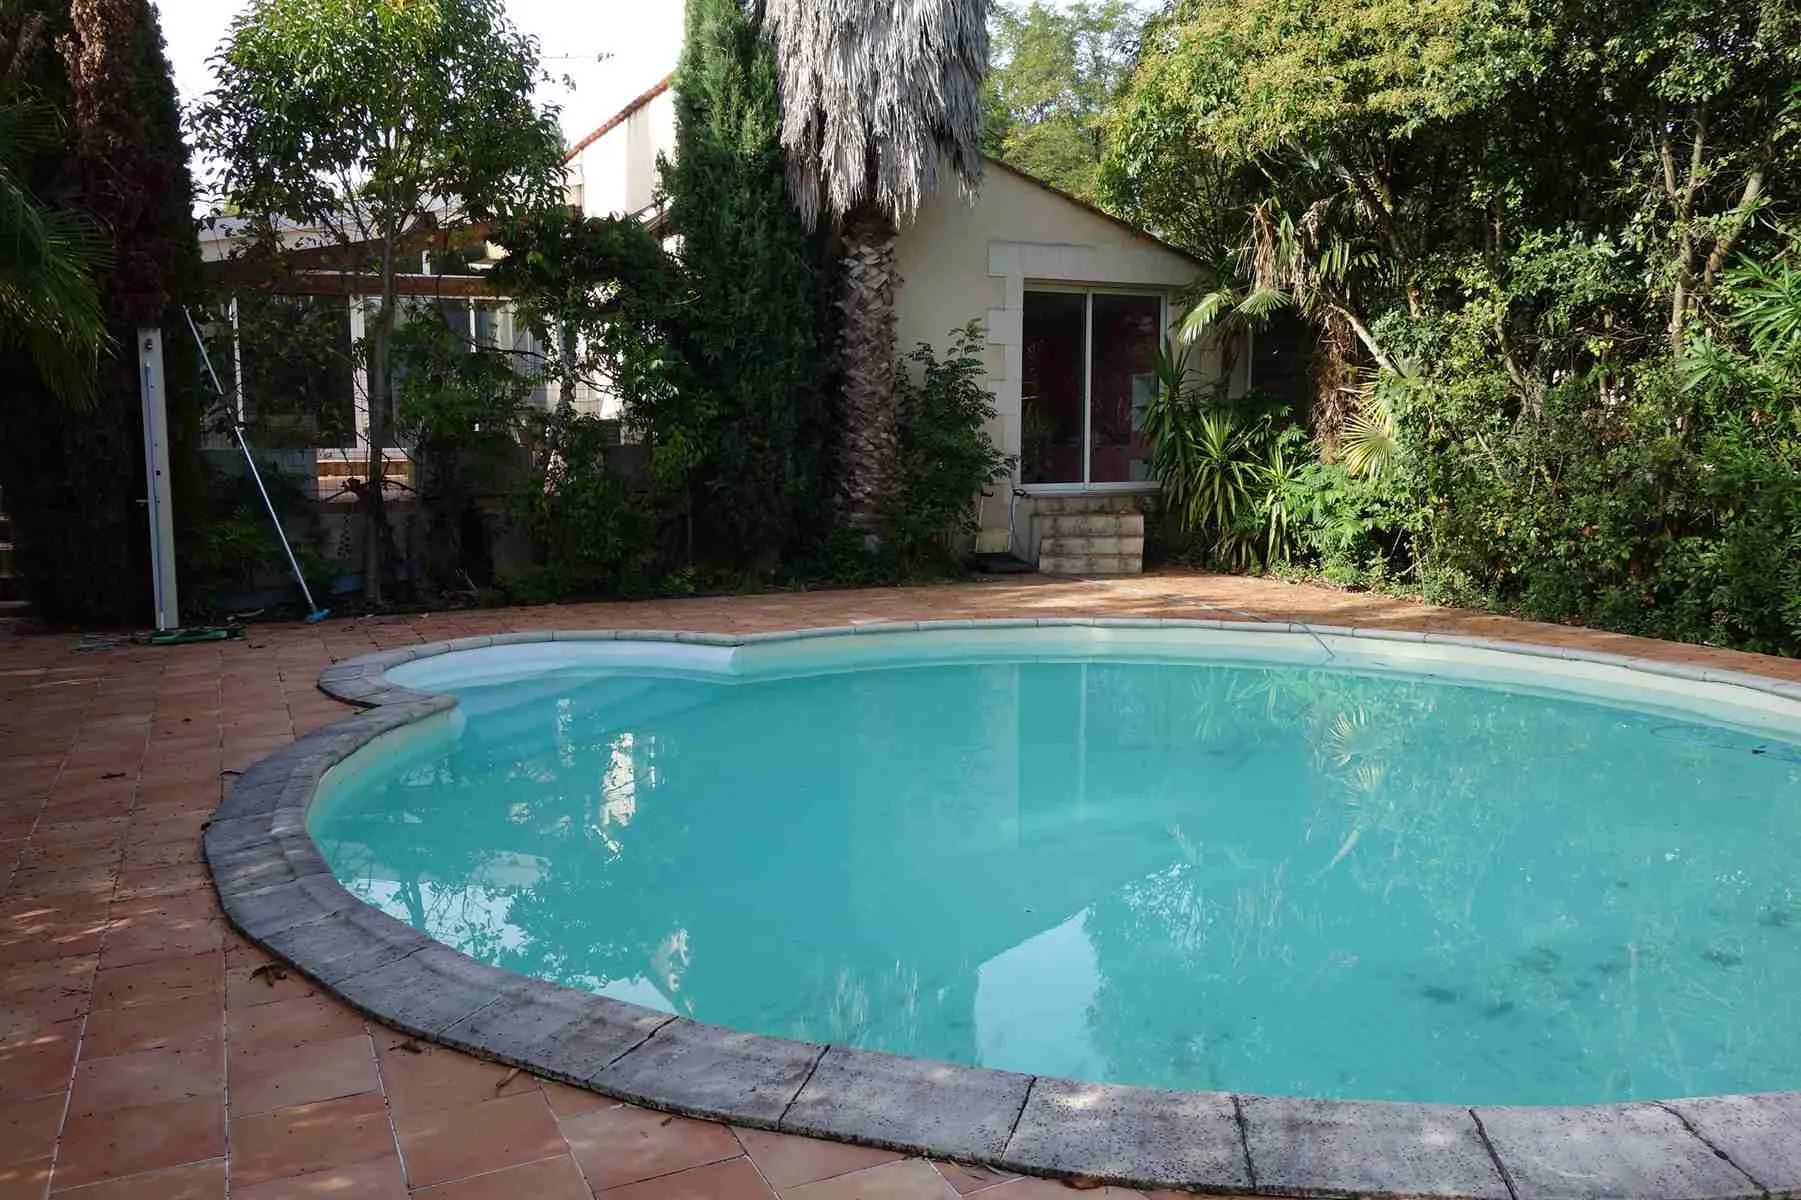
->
[758,0,989,533]
[0,100,110,407]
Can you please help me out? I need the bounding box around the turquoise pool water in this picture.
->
[310,631,1801,1104]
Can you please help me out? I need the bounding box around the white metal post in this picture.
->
[136,328,180,631]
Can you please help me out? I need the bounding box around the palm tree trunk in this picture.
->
[836,201,899,535]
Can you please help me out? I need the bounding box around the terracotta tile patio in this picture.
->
[2,570,1798,1200]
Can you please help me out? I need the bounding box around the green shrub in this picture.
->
[882,324,1014,574]
[505,409,654,600]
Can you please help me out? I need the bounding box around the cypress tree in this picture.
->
[663,0,831,567]
[0,0,203,625]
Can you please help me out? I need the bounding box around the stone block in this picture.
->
[595,1019,822,1127]
[1241,1095,1508,1199]
[1001,1078,1248,1191]
[782,1046,1032,1160]
[1475,1102,1760,1200]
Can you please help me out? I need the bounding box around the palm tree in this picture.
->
[758,0,989,533]
[0,100,110,407]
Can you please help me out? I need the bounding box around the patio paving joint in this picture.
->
[1652,1101,1769,1196]
[998,1075,1035,1157]
[596,1012,681,1072]
[775,1040,831,1127]
[1228,1094,1256,1194]
[1468,1109,1522,1200]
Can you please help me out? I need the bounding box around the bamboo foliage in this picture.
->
[758,0,990,230]
[0,101,111,408]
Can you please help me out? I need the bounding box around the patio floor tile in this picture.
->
[0,1093,66,1167]
[780,1160,959,1200]
[229,1154,408,1200]
[98,915,225,970]
[68,1041,222,1116]
[929,1163,1015,1195]
[394,1090,566,1189]
[542,1078,619,1120]
[0,990,85,1047]
[0,1160,52,1200]
[974,1179,1146,1200]
[560,1104,742,1191]
[224,955,319,1010]
[228,1033,379,1116]
[376,1038,539,1116]
[90,953,221,1013]
[49,1158,227,1200]
[410,1154,594,1200]
[596,1157,774,1200]
[0,1025,79,1101]
[52,1094,225,1189]
[734,1127,904,1189]
[81,995,220,1059]
[0,954,97,998]
[228,1092,396,1188]
[226,994,365,1055]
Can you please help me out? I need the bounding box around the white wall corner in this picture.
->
[985,307,1022,347]
[988,241,1021,277]
[1004,274,1025,311]
[1002,341,1023,386]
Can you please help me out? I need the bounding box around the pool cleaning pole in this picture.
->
[183,306,331,624]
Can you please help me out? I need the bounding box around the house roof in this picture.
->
[564,75,674,164]
[563,76,1202,270]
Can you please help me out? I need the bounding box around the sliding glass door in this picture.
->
[1020,288,1163,487]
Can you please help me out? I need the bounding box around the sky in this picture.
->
[159,0,686,153]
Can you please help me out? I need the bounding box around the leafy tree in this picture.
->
[1108,0,1801,652]
[491,207,702,567]
[391,310,536,589]
[194,0,566,604]
[661,0,830,568]
[0,0,204,624]
[758,0,990,536]
[985,1,1144,201]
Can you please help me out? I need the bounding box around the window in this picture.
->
[1020,289,1164,486]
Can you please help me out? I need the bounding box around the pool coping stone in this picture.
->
[203,618,1801,1200]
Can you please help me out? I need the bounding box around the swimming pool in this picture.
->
[307,624,1801,1108]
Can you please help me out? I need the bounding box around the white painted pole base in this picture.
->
[137,328,179,632]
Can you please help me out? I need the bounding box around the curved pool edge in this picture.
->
[202,620,1801,1200]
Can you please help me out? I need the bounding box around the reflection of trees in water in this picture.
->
[1078,668,1801,1099]
[319,702,696,1003]
[319,672,994,1060]
[319,664,1801,1100]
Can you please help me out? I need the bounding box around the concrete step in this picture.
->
[1038,553,1143,576]
[1036,512,1146,538]
[1031,495,1146,516]
[1039,535,1142,557]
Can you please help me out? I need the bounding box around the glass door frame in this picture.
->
[1016,282,1169,496]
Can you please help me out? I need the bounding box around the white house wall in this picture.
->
[893,162,1218,552]
[567,88,677,221]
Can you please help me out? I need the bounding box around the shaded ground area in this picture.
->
[3,570,1797,1199]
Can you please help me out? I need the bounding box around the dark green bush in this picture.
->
[504,408,654,601]
[883,323,1015,574]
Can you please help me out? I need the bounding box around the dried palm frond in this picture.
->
[759,0,989,230]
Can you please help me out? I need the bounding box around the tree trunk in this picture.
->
[362,234,398,605]
[835,202,899,536]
